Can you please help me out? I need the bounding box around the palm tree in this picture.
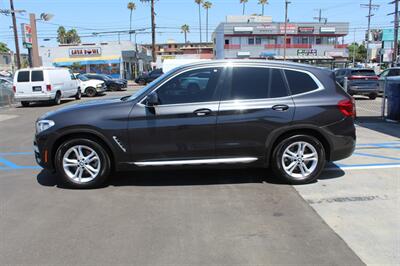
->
[258,0,268,16]
[181,24,190,43]
[127,2,136,41]
[202,1,212,43]
[240,0,248,15]
[195,0,203,43]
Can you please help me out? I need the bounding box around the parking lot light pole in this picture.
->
[283,0,291,61]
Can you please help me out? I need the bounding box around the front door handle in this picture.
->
[272,104,289,111]
[193,108,212,116]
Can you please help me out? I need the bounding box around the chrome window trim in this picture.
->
[137,62,325,107]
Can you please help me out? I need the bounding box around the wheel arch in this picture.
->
[51,129,116,171]
[265,126,332,166]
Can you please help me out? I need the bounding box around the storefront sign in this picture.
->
[280,24,296,34]
[69,47,102,57]
[297,49,317,56]
[298,26,314,34]
[320,27,336,33]
[256,24,277,33]
[21,23,32,49]
[234,27,254,33]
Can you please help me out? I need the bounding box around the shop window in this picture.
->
[225,39,230,45]
[248,38,255,45]
[256,38,262,45]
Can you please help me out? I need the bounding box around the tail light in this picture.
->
[338,99,356,118]
[46,84,52,91]
[13,86,16,93]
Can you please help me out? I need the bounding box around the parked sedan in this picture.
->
[335,68,379,99]
[0,78,14,106]
[83,73,127,91]
[135,69,163,85]
[75,74,107,97]
[378,67,400,93]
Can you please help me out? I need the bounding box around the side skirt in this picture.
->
[133,157,258,167]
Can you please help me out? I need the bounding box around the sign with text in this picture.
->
[280,24,296,34]
[21,23,32,49]
[298,26,314,34]
[320,27,336,33]
[256,24,278,33]
[69,47,101,57]
[297,49,317,56]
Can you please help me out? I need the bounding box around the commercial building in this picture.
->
[213,15,349,67]
[39,41,152,79]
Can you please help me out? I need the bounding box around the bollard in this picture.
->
[381,77,387,118]
[343,77,348,93]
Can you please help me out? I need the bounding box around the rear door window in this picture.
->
[31,71,44,82]
[17,71,30,82]
[224,67,289,100]
[284,70,319,95]
[351,69,376,76]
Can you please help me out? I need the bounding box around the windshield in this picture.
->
[105,75,114,79]
[77,74,89,81]
[351,69,376,76]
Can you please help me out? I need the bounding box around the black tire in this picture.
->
[53,92,61,105]
[21,101,30,107]
[55,138,111,189]
[75,89,82,100]
[85,87,97,97]
[271,135,326,185]
[369,94,377,100]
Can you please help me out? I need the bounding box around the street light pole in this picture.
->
[9,0,21,69]
[283,0,291,61]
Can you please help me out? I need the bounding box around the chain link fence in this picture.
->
[0,83,14,108]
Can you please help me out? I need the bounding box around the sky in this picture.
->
[0,0,395,53]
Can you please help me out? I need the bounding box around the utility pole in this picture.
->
[283,0,291,61]
[30,13,40,67]
[9,0,21,69]
[389,0,399,66]
[150,0,156,63]
[313,9,327,24]
[361,0,379,65]
[353,28,356,66]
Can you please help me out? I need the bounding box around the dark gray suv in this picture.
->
[34,60,356,188]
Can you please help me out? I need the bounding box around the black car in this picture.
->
[34,60,356,188]
[83,73,127,91]
[135,69,163,85]
[334,68,379,99]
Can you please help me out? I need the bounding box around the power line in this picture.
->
[361,0,380,64]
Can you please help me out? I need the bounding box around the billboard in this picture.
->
[21,23,32,49]
[382,29,400,42]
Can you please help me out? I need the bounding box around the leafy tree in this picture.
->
[202,1,212,42]
[57,26,81,44]
[0,42,10,53]
[240,0,248,15]
[181,24,190,43]
[127,2,136,41]
[258,0,268,16]
[195,0,203,43]
[348,43,367,62]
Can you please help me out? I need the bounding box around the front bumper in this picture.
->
[96,85,107,93]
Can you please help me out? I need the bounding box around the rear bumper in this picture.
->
[348,86,379,95]
[323,118,356,161]
[15,93,55,102]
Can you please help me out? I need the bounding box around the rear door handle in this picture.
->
[272,104,289,111]
[193,108,212,116]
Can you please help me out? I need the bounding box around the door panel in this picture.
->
[215,66,294,159]
[128,66,226,162]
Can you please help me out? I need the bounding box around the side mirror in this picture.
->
[145,92,159,107]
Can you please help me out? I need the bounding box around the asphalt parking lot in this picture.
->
[0,88,399,265]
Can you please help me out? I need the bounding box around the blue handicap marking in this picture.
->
[0,154,41,171]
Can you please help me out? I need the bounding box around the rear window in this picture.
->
[31,71,44,82]
[351,69,376,76]
[284,70,319,95]
[17,71,30,82]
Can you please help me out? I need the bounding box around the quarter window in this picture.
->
[31,71,44,82]
[225,67,289,100]
[17,71,30,82]
[155,67,223,105]
[284,70,319,95]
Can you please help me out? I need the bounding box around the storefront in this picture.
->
[39,41,151,79]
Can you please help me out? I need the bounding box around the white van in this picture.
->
[13,67,81,107]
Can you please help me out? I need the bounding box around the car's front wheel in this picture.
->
[271,135,326,184]
[85,87,97,97]
[55,138,111,188]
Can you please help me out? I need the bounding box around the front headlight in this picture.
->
[96,84,102,88]
[36,120,55,134]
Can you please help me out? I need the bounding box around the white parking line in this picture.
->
[326,164,400,171]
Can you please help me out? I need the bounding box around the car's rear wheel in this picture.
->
[53,92,61,105]
[75,89,82,100]
[55,138,111,189]
[369,93,377,100]
[271,135,326,184]
[85,87,97,97]
[21,101,30,107]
